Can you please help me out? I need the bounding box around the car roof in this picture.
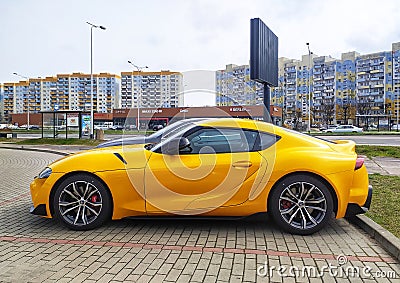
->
[195,118,277,133]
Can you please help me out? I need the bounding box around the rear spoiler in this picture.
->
[329,140,356,155]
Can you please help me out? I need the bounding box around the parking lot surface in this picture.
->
[0,148,398,282]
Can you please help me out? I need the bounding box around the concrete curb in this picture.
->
[347,215,400,261]
[0,145,69,156]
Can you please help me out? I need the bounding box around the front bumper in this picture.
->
[345,185,373,217]
[30,204,48,217]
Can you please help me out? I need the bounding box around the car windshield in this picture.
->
[147,118,208,140]
[145,122,197,151]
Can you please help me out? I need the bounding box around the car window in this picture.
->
[182,127,259,154]
[254,132,280,150]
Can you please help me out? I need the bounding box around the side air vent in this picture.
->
[113,153,127,165]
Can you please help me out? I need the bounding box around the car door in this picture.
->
[144,126,267,215]
[336,125,345,132]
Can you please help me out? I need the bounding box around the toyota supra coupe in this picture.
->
[30,118,372,235]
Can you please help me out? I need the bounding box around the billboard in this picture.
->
[81,115,91,136]
[250,18,278,87]
[67,116,79,127]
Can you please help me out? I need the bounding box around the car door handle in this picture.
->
[232,161,252,168]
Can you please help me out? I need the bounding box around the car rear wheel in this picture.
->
[268,174,334,235]
[53,173,112,230]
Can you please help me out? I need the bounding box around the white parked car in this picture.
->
[392,124,400,131]
[323,125,363,133]
[94,125,109,130]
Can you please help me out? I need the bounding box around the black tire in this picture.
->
[268,174,334,235]
[53,173,112,230]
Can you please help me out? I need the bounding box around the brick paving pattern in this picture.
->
[0,148,398,282]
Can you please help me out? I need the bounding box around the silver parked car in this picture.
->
[323,125,363,133]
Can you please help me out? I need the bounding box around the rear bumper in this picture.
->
[345,185,373,217]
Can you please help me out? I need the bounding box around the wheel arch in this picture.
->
[49,170,114,218]
[267,171,338,216]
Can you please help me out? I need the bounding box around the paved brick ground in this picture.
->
[0,148,398,282]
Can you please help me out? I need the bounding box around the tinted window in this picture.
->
[182,128,259,154]
[257,132,279,150]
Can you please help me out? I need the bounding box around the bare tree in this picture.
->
[315,97,335,126]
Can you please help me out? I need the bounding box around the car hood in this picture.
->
[49,144,151,173]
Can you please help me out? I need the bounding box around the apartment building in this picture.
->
[0,85,3,122]
[2,81,39,118]
[270,43,399,127]
[393,42,400,125]
[312,55,337,125]
[335,52,358,124]
[1,73,120,122]
[215,64,263,106]
[120,71,183,109]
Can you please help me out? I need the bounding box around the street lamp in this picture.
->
[397,91,399,132]
[127,60,148,131]
[13,72,30,130]
[86,21,106,139]
[306,43,312,132]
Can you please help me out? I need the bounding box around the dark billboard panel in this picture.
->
[250,18,278,87]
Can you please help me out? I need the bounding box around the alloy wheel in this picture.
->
[279,181,327,230]
[58,180,103,227]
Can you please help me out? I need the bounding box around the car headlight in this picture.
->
[38,167,52,179]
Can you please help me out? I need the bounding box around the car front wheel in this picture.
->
[268,174,334,235]
[53,173,112,230]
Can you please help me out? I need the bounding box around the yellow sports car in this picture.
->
[30,118,372,235]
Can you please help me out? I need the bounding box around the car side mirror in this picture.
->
[162,137,190,155]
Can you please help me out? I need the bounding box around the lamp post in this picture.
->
[282,73,287,125]
[306,43,312,132]
[13,72,30,130]
[397,91,399,131]
[127,60,148,131]
[86,21,106,139]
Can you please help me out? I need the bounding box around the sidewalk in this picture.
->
[363,156,400,176]
[0,144,399,282]
[0,142,91,156]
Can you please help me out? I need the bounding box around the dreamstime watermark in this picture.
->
[257,254,398,279]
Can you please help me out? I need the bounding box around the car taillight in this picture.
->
[355,157,364,170]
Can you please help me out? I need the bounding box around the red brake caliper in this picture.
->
[281,200,292,209]
[91,195,98,203]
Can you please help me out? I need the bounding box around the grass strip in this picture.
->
[366,174,400,238]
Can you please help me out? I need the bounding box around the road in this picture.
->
[318,135,400,146]
[0,148,398,282]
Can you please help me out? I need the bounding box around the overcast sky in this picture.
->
[1,0,399,105]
